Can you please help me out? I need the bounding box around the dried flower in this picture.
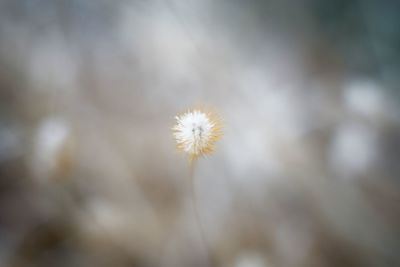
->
[173,109,222,161]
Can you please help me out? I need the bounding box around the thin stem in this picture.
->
[189,160,211,267]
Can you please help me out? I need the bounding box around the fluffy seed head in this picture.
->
[173,109,222,160]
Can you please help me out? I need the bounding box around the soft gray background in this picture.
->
[0,0,400,266]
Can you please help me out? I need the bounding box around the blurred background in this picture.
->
[0,0,400,266]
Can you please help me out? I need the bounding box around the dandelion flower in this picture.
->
[173,109,221,264]
[173,109,222,161]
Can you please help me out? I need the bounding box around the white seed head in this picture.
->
[173,109,222,160]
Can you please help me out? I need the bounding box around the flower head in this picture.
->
[173,109,222,161]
